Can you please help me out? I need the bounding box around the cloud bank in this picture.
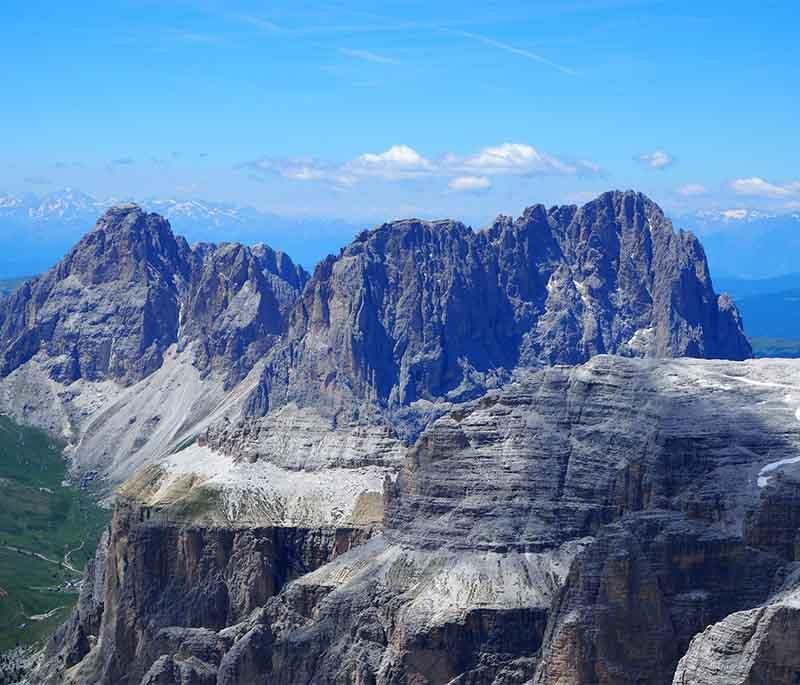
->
[240,142,601,191]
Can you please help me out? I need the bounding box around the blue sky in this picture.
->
[2,0,798,223]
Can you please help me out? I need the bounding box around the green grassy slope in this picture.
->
[0,416,109,651]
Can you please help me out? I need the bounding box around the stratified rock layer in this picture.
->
[32,356,800,684]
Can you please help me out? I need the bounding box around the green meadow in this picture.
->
[0,416,109,652]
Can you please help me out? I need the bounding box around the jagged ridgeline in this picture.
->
[6,191,796,685]
[0,190,748,409]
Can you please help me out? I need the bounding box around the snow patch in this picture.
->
[758,404,800,487]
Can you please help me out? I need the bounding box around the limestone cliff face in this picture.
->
[0,192,749,484]
[32,356,800,685]
[254,191,750,418]
[672,578,800,685]
[36,498,373,684]
[0,205,192,383]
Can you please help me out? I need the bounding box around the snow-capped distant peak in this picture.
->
[691,208,787,223]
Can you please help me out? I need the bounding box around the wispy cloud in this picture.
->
[23,176,52,185]
[108,157,135,169]
[444,29,577,76]
[676,183,707,196]
[226,11,421,37]
[635,150,674,169]
[238,156,353,186]
[161,28,226,45]
[448,176,491,193]
[339,48,400,65]
[229,13,283,33]
[730,176,800,199]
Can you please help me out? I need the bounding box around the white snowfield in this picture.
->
[698,368,800,487]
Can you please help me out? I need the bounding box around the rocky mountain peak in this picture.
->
[255,191,751,419]
[0,207,307,386]
[62,203,191,287]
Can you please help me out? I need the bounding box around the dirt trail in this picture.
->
[62,540,84,574]
[1,544,82,575]
[28,606,65,621]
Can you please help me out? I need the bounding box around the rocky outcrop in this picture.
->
[31,356,800,684]
[0,205,309,482]
[0,205,191,384]
[255,191,750,419]
[672,578,800,685]
[35,498,374,684]
[0,192,750,485]
[533,513,787,685]
[1,192,770,683]
[181,241,307,386]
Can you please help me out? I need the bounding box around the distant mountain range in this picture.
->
[679,209,800,280]
[3,190,800,353]
[705,271,800,351]
[0,189,359,277]
[4,189,800,280]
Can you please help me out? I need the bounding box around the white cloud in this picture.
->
[730,176,800,199]
[576,159,603,175]
[339,48,399,65]
[563,191,600,205]
[448,176,491,192]
[445,29,576,76]
[239,142,600,188]
[459,143,579,176]
[239,157,353,186]
[284,166,328,182]
[636,150,674,169]
[676,183,708,196]
[721,209,749,220]
[344,144,433,180]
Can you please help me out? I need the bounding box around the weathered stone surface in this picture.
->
[533,512,786,685]
[0,204,307,388]
[0,205,308,483]
[0,191,750,487]
[255,191,750,420]
[4,192,784,685]
[31,356,800,684]
[0,205,191,384]
[34,497,373,684]
[672,579,800,685]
